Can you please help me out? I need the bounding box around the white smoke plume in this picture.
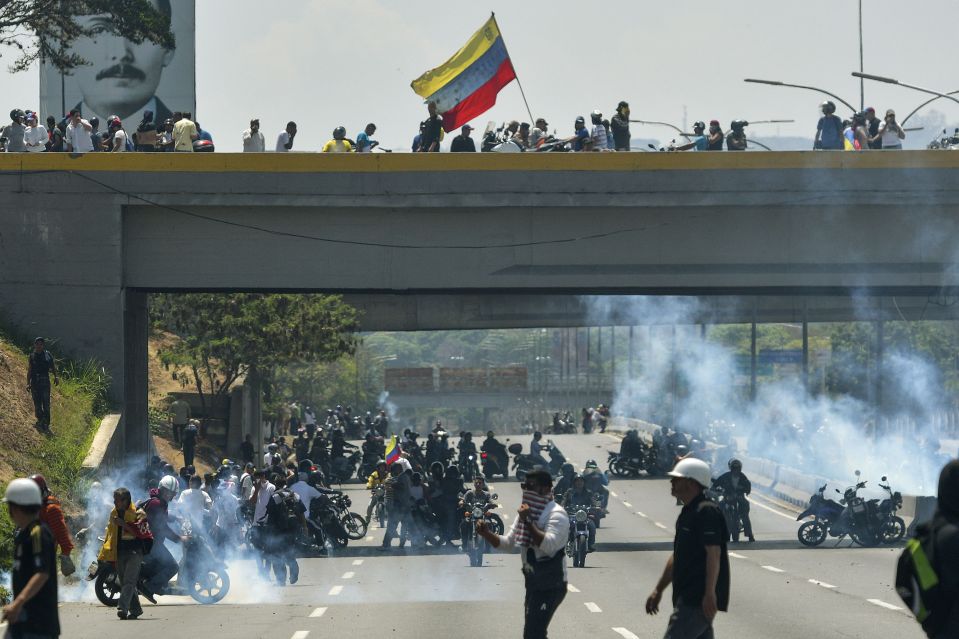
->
[585,295,952,496]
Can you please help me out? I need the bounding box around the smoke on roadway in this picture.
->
[585,295,950,496]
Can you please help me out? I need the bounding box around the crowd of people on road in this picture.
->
[0,98,916,154]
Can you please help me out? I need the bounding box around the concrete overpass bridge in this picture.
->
[3,151,959,453]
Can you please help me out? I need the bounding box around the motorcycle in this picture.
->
[330,493,368,541]
[462,494,502,567]
[509,440,567,482]
[329,449,362,483]
[713,488,746,543]
[369,485,386,528]
[95,520,230,606]
[607,451,644,477]
[796,483,846,547]
[797,471,902,548]
[307,495,351,549]
[358,453,380,483]
[480,448,509,479]
[927,128,959,150]
[877,476,905,544]
[566,494,601,568]
[548,412,577,435]
[458,451,480,482]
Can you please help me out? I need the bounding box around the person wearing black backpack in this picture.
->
[898,459,959,638]
[265,475,307,586]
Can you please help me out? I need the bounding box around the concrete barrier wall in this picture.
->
[81,414,124,476]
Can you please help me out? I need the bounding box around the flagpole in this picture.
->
[491,12,535,126]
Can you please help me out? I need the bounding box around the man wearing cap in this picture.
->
[1,110,27,153]
[530,118,549,149]
[611,101,631,151]
[864,107,882,149]
[567,116,591,152]
[646,457,730,638]
[243,118,265,152]
[2,478,60,637]
[450,124,476,152]
[27,338,58,434]
[23,112,49,153]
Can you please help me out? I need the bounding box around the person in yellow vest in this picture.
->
[98,487,149,620]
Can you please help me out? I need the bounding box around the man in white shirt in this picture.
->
[478,469,569,638]
[176,476,212,527]
[65,110,94,152]
[108,117,128,152]
[22,113,48,153]
[250,471,275,525]
[289,474,324,519]
[238,463,255,501]
[276,121,297,152]
[242,118,265,152]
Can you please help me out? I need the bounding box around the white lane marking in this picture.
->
[747,496,797,521]
[605,434,620,442]
[635,511,647,518]
[585,602,603,613]
[612,629,640,639]
[761,565,785,573]
[622,501,633,508]
[567,584,580,593]
[309,607,327,618]
[654,522,669,530]
[808,579,836,589]
[342,572,355,579]
[868,599,904,611]
[291,632,310,639]
[728,552,748,559]
[610,491,619,498]
[365,535,374,541]
[328,585,343,596]
[352,559,364,566]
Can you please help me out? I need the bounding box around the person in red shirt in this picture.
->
[31,474,76,576]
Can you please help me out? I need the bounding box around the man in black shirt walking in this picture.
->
[646,457,730,638]
[2,477,60,638]
[450,125,476,152]
[27,337,58,434]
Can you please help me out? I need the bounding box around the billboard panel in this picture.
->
[39,0,195,126]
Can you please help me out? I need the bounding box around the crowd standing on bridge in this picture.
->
[0,98,913,153]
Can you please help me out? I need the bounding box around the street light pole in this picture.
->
[852,73,959,108]
[859,0,865,111]
[744,79,858,113]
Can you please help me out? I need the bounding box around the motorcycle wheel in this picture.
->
[488,514,505,536]
[575,537,587,568]
[608,460,627,477]
[94,568,120,607]
[189,568,230,604]
[881,516,906,544]
[342,512,368,540]
[797,520,827,547]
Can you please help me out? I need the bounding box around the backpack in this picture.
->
[896,520,948,635]
[268,490,301,533]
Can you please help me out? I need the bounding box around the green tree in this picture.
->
[150,293,359,417]
[1,0,175,72]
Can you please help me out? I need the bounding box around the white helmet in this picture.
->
[3,478,43,506]
[668,458,712,488]
[158,475,179,495]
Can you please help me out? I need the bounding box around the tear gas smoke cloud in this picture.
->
[62,458,281,605]
[379,390,399,426]
[585,295,952,496]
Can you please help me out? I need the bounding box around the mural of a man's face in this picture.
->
[70,0,174,119]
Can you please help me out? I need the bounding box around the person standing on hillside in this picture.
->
[27,337,58,434]
[182,419,199,467]
[168,395,190,445]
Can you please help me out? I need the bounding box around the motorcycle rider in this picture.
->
[581,408,593,434]
[139,475,186,602]
[457,432,478,477]
[459,476,495,544]
[619,430,645,465]
[562,475,597,552]
[553,464,576,505]
[582,460,610,511]
[366,461,389,523]
[481,430,508,476]
[530,431,550,469]
[31,475,76,576]
[712,459,755,542]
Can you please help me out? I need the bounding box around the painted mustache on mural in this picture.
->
[96,63,146,82]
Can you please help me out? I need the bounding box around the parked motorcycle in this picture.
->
[927,128,959,150]
[607,451,644,478]
[796,483,846,547]
[797,471,903,547]
[95,520,230,606]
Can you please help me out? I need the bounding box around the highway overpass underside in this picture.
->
[4,151,959,453]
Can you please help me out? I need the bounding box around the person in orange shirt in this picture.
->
[31,475,76,576]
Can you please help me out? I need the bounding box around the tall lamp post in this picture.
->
[744,79,857,113]
[852,73,959,109]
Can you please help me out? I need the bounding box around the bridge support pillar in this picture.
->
[750,301,758,402]
[123,289,150,455]
[802,301,809,393]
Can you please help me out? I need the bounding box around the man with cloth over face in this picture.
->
[646,457,730,639]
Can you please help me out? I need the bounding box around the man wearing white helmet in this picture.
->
[646,458,730,639]
[2,478,60,637]
[139,475,185,601]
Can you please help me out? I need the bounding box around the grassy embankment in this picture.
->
[0,328,108,579]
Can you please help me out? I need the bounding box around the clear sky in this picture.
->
[3,0,959,151]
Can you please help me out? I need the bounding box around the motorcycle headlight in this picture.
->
[472,507,484,519]
[575,510,588,523]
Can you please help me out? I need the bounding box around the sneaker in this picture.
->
[117,610,128,620]
[747,536,755,543]
[128,610,142,620]
[139,586,157,604]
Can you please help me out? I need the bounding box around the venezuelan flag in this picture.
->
[385,435,401,465]
[411,14,517,133]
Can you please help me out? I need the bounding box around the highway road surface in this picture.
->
[52,433,925,639]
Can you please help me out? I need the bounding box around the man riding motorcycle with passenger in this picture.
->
[711,459,755,542]
[619,430,646,463]
[139,475,187,602]
[562,474,598,552]
[553,463,576,504]
[582,460,610,512]
[480,430,508,476]
[530,431,550,468]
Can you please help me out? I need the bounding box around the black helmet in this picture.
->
[730,119,748,131]
[729,459,743,471]
[10,109,24,121]
[693,121,706,130]
[561,462,574,475]
[675,444,689,456]
[333,126,346,139]
[575,116,585,125]
[820,101,836,115]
